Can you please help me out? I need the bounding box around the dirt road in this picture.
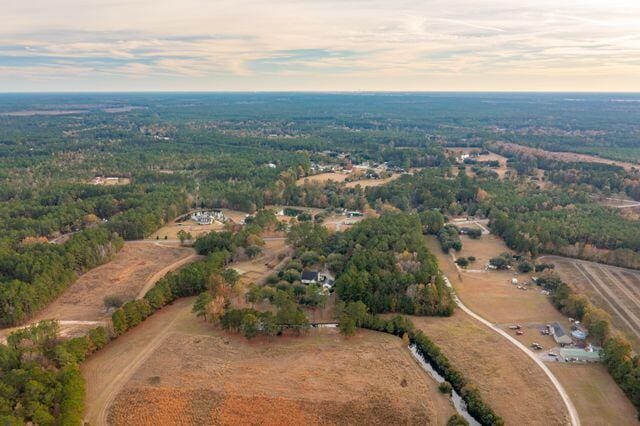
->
[83,298,195,425]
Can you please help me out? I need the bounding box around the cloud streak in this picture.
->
[0,0,639,91]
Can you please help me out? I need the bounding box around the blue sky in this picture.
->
[1,0,639,91]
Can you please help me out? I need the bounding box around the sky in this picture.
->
[1,0,639,92]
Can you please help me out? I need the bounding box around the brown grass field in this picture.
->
[82,298,456,426]
[547,363,638,425]
[343,173,401,188]
[544,255,640,349]
[491,142,639,171]
[446,148,511,178]
[148,219,224,240]
[426,236,566,324]
[36,243,195,322]
[412,313,569,425]
[296,172,348,186]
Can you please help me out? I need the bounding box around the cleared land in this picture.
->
[544,255,640,348]
[548,363,638,425]
[344,173,401,188]
[411,313,569,425]
[446,148,511,178]
[427,235,565,324]
[83,298,455,426]
[492,142,639,171]
[148,219,224,240]
[232,238,291,286]
[296,172,348,185]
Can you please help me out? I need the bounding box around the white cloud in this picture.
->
[0,0,638,90]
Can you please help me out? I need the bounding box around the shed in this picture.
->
[550,322,572,345]
[560,346,602,362]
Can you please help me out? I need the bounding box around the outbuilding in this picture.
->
[550,322,572,346]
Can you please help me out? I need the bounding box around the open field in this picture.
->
[148,219,224,240]
[446,147,511,178]
[492,142,640,171]
[83,298,455,426]
[344,173,401,188]
[296,172,348,185]
[547,363,638,425]
[426,236,566,324]
[411,312,569,425]
[33,242,194,321]
[544,255,640,348]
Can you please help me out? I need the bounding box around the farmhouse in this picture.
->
[550,322,572,346]
[301,270,335,289]
[191,210,226,225]
[301,270,319,284]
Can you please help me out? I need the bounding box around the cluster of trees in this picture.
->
[437,225,462,253]
[0,320,110,424]
[324,213,455,316]
[367,169,478,214]
[219,303,309,339]
[0,226,124,326]
[195,209,281,259]
[483,180,640,268]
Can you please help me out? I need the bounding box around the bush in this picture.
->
[439,381,453,394]
[455,257,470,268]
[103,295,124,309]
[447,414,469,426]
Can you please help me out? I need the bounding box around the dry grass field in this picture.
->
[148,219,224,240]
[83,298,456,426]
[296,172,348,186]
[411,313,569,425]
[426,236,565,324]
[547,363,638,425]
[232,238,291,286]
[446,148,511,178]
[491,142,639,171]
[343,173,401,188]
[34,242,195,322]
[544,255,640,348]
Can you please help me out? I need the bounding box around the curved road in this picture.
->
[442,275,580,426]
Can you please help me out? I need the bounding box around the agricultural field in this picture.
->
[411,312,569,425]
[83,298,456,426]
[545,255,640,348]
[547,363,638,425]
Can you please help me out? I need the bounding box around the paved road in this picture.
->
[442,275,581,426]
